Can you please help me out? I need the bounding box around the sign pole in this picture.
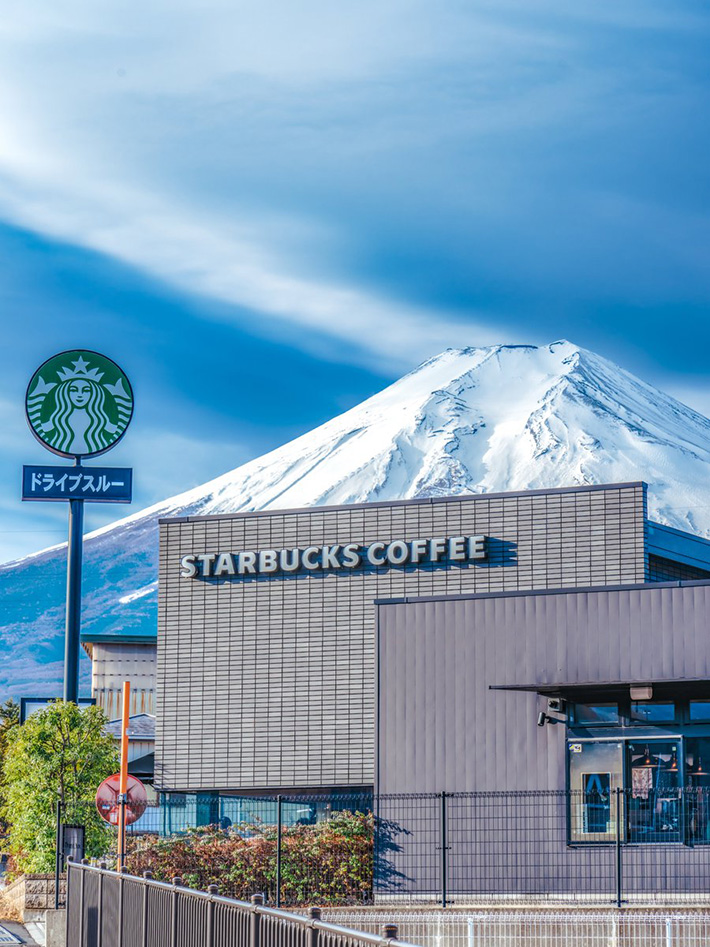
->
[118,680,130,870]
[63,461,84,704]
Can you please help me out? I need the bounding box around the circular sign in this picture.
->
[25,350,133,459]
[96,774,148,826]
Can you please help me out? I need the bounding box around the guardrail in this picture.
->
[65,860,422,947]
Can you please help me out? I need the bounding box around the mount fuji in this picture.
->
[3,339,710,697]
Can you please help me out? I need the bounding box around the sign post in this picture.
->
[65,493,83,704]
[118,680,130,869]
[23,350,134,704]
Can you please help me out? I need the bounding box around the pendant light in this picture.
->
[635,745,659,768]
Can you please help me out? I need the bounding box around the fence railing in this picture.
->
[65,860,420,947]
[318,911,710,947]
[55,789,710,908]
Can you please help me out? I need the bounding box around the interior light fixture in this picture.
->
[635,745,659,768]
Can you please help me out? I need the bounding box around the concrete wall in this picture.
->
[156,483,648,792]
[1,874,66,923]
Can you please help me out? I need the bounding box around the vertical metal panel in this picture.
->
[377,583,710,793]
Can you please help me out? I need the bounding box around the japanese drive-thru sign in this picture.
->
[23,349,135,704]
[25,350,134,459]
[22,465,133,503]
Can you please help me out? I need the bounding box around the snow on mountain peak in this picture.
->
[2,340,710,695]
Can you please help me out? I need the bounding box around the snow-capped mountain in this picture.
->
[3,339,710,697]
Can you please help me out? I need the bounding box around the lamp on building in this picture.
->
[634,745,659,768]
[691,755,708,777]
[665,748,679,773]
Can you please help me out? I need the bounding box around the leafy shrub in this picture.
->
[126,810,374,905]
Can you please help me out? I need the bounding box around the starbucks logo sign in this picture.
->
[26,350,133,458]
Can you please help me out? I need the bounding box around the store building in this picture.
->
[153,480,710,805]
[82,633,156,722]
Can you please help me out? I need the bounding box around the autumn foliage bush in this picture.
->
[126,810,374,905]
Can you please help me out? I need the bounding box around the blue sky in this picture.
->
[1,0,710,561]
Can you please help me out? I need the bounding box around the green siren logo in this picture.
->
[26,350,133,458]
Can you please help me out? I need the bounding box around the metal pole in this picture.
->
[615,788,622,908]
[80,860,88,947]
[440,791,448,909]
[250,893,263,947]
[118,681,131,870]
[118,868,125,947]
[276,794,283,908]
[64,860,72,946]
[119,797,127,871]
[308,906,321,947]
[142,871,153,947]
[97,865,105,947]
[207,884,219,947]
[171,877,182,947]
[55,799,62,910]
[63,483,84,704]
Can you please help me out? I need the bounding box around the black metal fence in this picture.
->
[55,789,710,907]
[65,860,418,947]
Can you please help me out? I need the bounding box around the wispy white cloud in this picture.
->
[3,0,705,375]
[0,179,498,371]
[0,0,527,371]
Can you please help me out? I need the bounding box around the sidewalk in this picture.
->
[0,920,43,945]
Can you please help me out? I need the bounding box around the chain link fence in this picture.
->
[49,789,710,908]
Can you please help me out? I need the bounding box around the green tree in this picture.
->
[0,699,19,809]
[3,701,118,872]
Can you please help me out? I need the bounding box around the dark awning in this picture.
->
[489,679,710,699]
[128,752,154,777]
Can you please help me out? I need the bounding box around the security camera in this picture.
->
[537,711,547,727]
[547,698,566,713]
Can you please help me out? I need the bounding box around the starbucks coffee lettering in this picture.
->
[180,535,487,578]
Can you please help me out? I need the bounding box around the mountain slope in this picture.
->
[3,339,710,696]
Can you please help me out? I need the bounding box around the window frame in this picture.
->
[566,735,687,846]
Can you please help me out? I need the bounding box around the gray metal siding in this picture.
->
[376,582,710,793]
[157,483,648,791]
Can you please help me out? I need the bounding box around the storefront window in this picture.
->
[568,741,623,842]
[629,702,676,723]
[566,697,710,844]
[685,737,710,843]
[572,703,619,726]
[626,741,681,842]
[689,701,710,722]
